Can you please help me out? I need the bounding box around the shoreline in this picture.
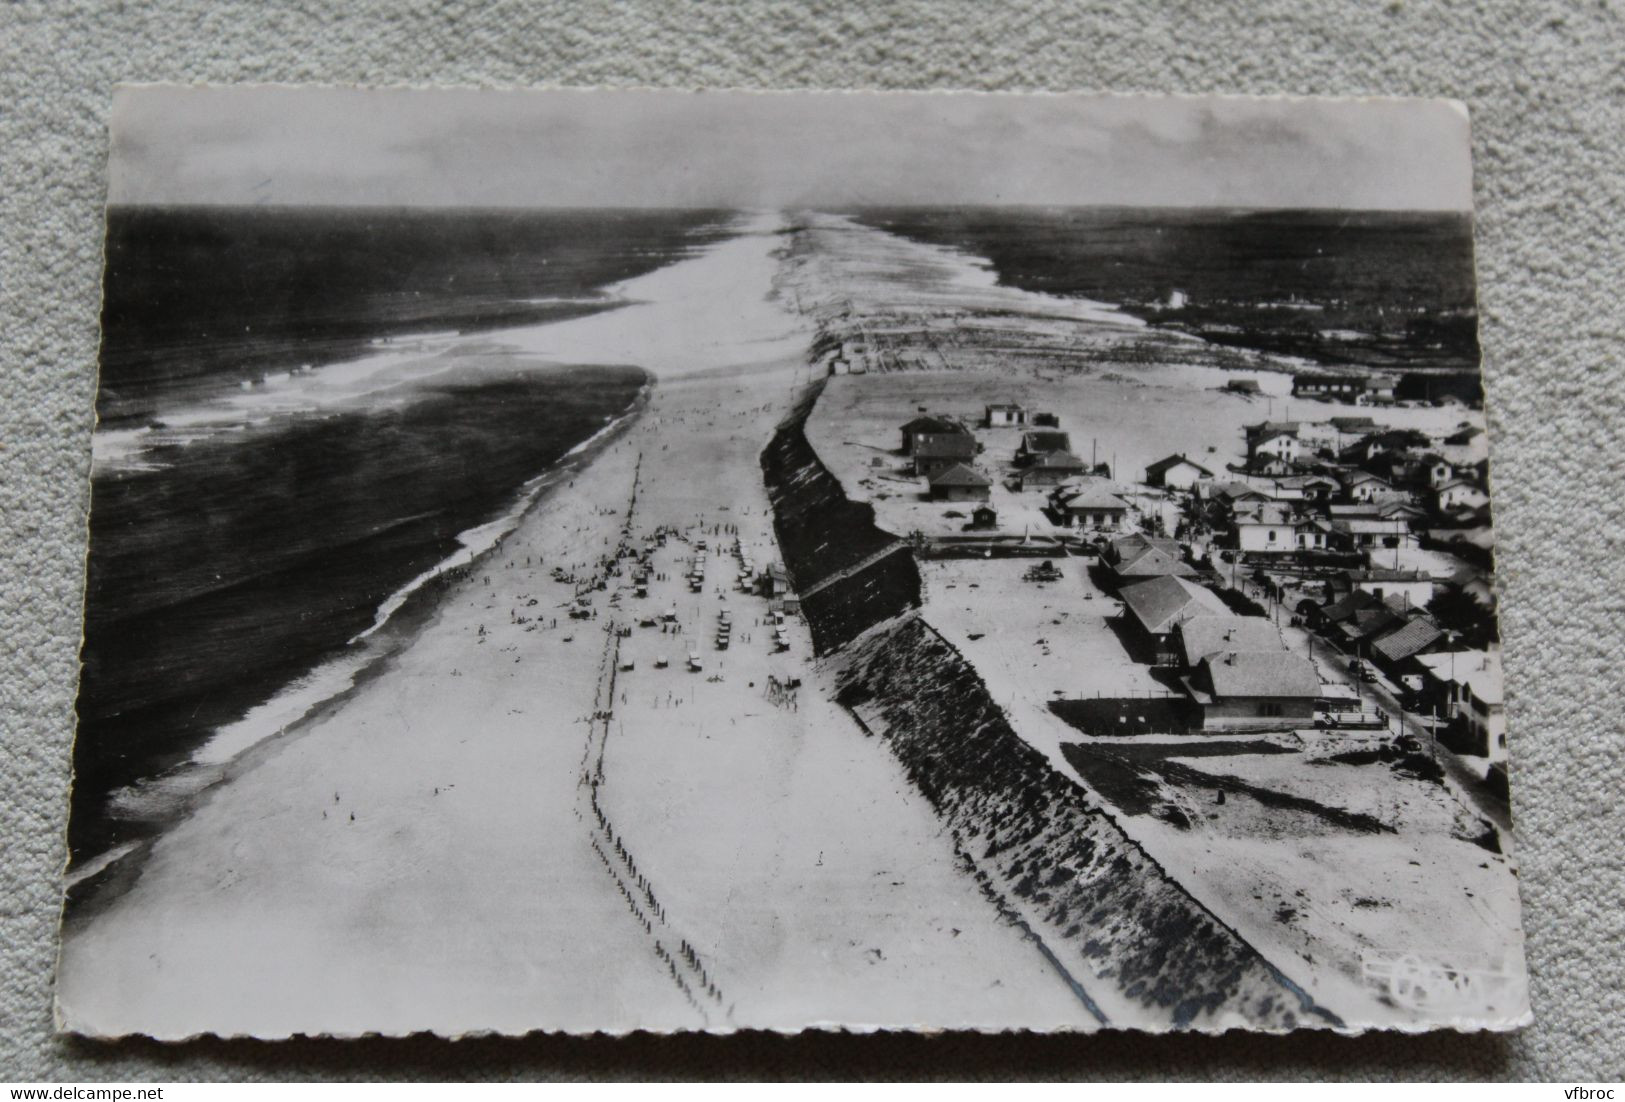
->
[59,212,1103,1039]
[66,376,654,905]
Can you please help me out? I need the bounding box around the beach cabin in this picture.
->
[759,562,792,599]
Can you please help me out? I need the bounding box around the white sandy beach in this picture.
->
[57,213,1092,1039]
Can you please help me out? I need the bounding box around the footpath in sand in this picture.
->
[57,214,1091,1039]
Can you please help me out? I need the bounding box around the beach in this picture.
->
[57,213,1093,1039]
[59,209,1522,1038]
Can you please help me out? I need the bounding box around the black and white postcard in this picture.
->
[59,87,1526,1038]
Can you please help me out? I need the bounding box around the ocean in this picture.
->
[72,207,728,873]
[853,207,1483,385]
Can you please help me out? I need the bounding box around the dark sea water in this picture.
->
[73,207,726,869]
[854,207,1483,386]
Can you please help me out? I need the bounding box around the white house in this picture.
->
[1054,481,1131,531]
[1233,501,1328,554]
[1416,650,1507,765]
[1250,428,1303,462]
[1328,501,1425,550]
[1344,567,1435,609]
[1343,470,1394,503]
[1423,455,1458,490]
[1435,479,1490,513]
[984,402,1028,428]
[1143,453,1213,491]
[1362,374,1400,402]
[1260,474,1338,503]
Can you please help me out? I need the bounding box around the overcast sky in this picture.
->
[109,86,1473,211]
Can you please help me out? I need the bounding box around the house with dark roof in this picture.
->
[1106,533,1194,582]
[1248,427,1304,463]
[1144,453,1213,490]
[911,432,979,477]
[1292,372,1365,401]
[1240,454,1304,479]
[1328,415,1380,436]
[1369,617,1445,670]
[1181,650,1322,729]
[899,415,970,457]
[1016,430,1074,463]
[1261,473,1339,504]
[1016,450,1088,489]
[927,463,992,502]
[1337,605,1408,650]
[1173,615,1287,669]
[1207,481,1269,508]
[1117,575,1230,664]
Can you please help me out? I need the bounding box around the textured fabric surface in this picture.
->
[2,0,1620,1082]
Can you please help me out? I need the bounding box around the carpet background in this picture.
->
[2,0,1620,1082]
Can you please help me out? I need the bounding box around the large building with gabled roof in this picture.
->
[927,462,992,502]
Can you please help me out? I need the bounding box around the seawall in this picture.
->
[760,375,1333,1032]
[760,381,922,654]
